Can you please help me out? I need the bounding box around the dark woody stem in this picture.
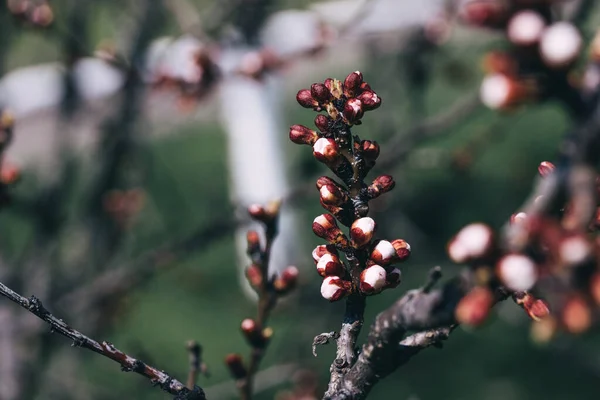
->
[0,281,205,400]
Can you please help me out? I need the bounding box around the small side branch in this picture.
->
[0,282,205,400]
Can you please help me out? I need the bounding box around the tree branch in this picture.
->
[0,281,206,400]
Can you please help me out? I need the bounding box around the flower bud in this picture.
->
[312,244,338,264]
[391,239,411,261]
[539,22,582,69]
[296,88,319,109]
[225,354,247,380]
[248,204,266,220]
[273,266,299,294]
[320,276,351,301]
[356,90,381,110]
[448,223,494,263]
[310,83,331,104]
[342,98,364,124]
[527,298,550,322]
[562,296,591,334]
[316,176,340,190]
[314,114,331,133]
[455,286,494,327]
[359,81,371,92]
[479,73,535,110]
[510,212,527,225]
[370,240,396,265]
[367,175,395,199]
[538,161,555,178]
[245,264,263,288]
[343,71,363,98]
[482,51,518,76]
[316,253,345,277]
[507,10,545,46]
[559,234,591,266]
[289,124,319,145]
[313,138,340,164]
[241,318,270,348]
[359,265,387,294]
[385,267,402,288]
[350,217,376,247]
[496,254,538,291]
[246,230,261,254]
[313,214,348,245]
[360,140,380,161]
[320,184,348,206]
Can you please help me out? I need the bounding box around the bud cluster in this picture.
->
[452,159,600,334]
[291,72,411,302]
[459,1,584,110]
[0,110,17,210]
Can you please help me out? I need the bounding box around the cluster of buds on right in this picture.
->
[7,0,54,27]
[0,110,17,210]
[290,72,411,302]
[459,0,584,110]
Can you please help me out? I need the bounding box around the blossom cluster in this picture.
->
[290,71,411,301]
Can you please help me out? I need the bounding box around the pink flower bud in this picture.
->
[539,22,582,69]
[316,253,345,277]
[343,71,363,98]
[343,98,364,124]
[385,267,402,289]
[538,161,555,178]
[248,204,266,220]
[321,276,351,301]
[391,239,411,262]
[496,254,538,291]
[313,138,340,164]
[245,264,263,288]
[459,0,509,28]
[313,213,337,234]
[507,10,545,46]
[312,244,338,264]
[356,90,381,110]
[448,223,493,263]
[273,266,299,294]
[0,162,20,185]
[359,81,371,92]
[480,73,534,110]
[559,234,591,266]
[370,240,396,265]
[310,83,332,104]
[367,175,396,198]
[296,88,319,109]
[350,217,376,247]
[289,124,319,145]
[455,286,494,327]
[316,176,340,190]
[359,265,387,294]
[320,184,348,206]
[314,114,331,132]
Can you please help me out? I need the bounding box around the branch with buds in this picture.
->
[225,201,299,400]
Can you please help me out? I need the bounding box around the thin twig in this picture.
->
[0,281,206,400]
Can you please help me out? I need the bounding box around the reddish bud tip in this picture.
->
[316,253,345,277]
[312,244,339,264]
[367,175,395,199]
[248,204,266,220]
[273,265,299,294]
[343,71,363,98]
[296,89,319,109]
[391,239,411,262]
[562,296,591,334]
[320,184,347,206]
[313,138,340,164]
[310,83,332,104]
[314,114,331,133]
[350,217,376,247]
[0,163,20,185]
[455,287,494,327]
[246,230,261,252]
[245,264,263,288]
[370,240,396,265]
[289,124,319,145]
[360,140,380,161]
[527,299,550,322]
[538,161,555,178]
[225,353,248,380]
[356,90,381,111]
